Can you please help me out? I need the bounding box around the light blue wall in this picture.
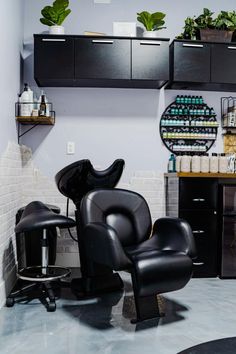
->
[0,0,23,153]
[23,0,234,182]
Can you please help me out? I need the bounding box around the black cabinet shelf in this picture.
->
[167,39,236,91]
[34,34,169,89]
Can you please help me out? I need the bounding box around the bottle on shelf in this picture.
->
[219,153,228,173]
[191,154,201,173]
[39,94,47,116]
[19,83,33,117]
[180,153,191,172]
[176,154,181,172]
[168,154,176,173]
[209,153,218,173]
[200,153,209,173]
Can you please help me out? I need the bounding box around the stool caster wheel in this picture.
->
[6,297,14,307]
[47,302,56,312]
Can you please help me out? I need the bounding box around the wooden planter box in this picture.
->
[200,29,233,42]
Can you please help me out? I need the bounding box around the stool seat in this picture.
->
[15,201,75,233]
[7,201,76,312]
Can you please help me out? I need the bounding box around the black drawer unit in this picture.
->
[179,178,217,210]
[34,34,169,88]
[211,43,236,84]
[179,209,218,277]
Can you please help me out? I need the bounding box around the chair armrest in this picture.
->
[152,217,197,259]
[83,222,132,271]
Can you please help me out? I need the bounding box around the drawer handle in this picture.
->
[42,38,66,42]
[192,198,205,202]
[140,41,161,46]
[193,262,205,266]
[182,43,204,48]
[92,40,114,44]
[228,46,236,50]
[193,230,205,234]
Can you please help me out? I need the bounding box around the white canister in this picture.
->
[209,153,218,173]
[191,155,201,173]
[219,153,228,173]
[200,153,209,173]
[176,155,181,172]
[180,154,191,173]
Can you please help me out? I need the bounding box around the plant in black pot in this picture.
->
[40,0,71,34]
[137,11,166,37]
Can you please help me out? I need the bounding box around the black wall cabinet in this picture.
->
[168,39,236,91]
[34,34,169,88]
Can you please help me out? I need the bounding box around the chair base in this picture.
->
[71,272,124,298]
[6,279,60,312]
[131,294,164,323]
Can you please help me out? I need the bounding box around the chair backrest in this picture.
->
[55,159,125,209]
[80,188,152,246]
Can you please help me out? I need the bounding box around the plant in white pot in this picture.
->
[40,0,71,34]
[137,11,166,37]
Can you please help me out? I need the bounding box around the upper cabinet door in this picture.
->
[131,39,169,80]
[34,36,74,82]
[172,41,211,82]
[75,38,131,79]
[211,44,236,84]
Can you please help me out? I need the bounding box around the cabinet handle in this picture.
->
[182,43,204,48]
[92,40,114,44]
[228,46,236,50]
[140,41,161,46]
[192,198,205,202]
[193,230,205,234]
[193,262,205,266]
[42,38,66,42]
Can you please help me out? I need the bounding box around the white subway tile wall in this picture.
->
[0,142,165,308]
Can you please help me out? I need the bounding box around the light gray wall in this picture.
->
[0,0,23,153]
[23,0,234,182]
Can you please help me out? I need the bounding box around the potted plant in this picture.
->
[196,9,236,42]
[137,11,166,37]
[182,17,199,40]
[40,0,71,34]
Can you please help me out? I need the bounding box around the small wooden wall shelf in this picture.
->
[16,116,55,125]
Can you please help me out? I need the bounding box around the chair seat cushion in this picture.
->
[125,237,193,297]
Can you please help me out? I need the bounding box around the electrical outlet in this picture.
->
[67,141,75,154]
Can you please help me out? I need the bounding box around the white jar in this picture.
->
[209,153,218,173]
[176,155,181,172]
[219,153,228,173]
[200,154,209,173]
[191,155,201,173]
[180,154,191,173]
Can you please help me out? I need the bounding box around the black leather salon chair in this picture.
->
[80,188,197,322]
[55,159,125,295]
[6,201,75,312]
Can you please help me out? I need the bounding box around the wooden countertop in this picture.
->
[165,172,236,178]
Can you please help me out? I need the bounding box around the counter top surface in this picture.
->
[165,172,236,178]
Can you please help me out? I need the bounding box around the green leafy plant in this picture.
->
[40,0,71,27]
[195,8,214,29]
[176,17,198,40]
[137,11,166,31]
[212,11,236,31]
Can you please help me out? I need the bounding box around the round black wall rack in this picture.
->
[160,95,218,154]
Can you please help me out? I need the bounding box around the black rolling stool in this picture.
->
[6,201,75,312]
[55,159,125,296]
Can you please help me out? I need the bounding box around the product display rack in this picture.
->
[15,102,55,143]
[221,96,236,134]
[160,95,218,154]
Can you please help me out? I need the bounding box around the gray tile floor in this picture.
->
[0,272,236,354]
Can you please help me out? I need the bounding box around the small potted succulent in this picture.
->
[137,11,166,37]
[40,0,71,34]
